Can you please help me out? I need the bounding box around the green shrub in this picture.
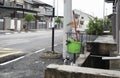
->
[86,17,111,35]
[24,14,35,22]
[24,14,35,30]
[55,17,62,24]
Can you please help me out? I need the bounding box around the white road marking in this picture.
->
[54,44,58,47]
[14,32,18,34]
[0,48,45,66]
[0,42,61,66]
[5,33,11,35]
[34,48,45,53]
[21,32,25,33]
[0,56,25,66]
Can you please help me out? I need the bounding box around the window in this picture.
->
[0,0,4,5]
[16,0,24,4]
[16,4,23,8]
[24,3,32,9]
[81,17,84,19]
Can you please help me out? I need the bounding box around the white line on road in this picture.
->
[5,33,11,35]
[54,44,58,47]
[0,43,61,66]
[0,56,25,66]
[0,48,45,66]
[34,48,45,53]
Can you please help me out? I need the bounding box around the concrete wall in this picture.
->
[3,17,24,31]
[4,17,11,30]
[110,59,120,71]
[0,19,4,30]
[86,36,119,69]
[111,14,116,40]
[87,42,117,55]
[45,64,120,78]
[116,0,120,53]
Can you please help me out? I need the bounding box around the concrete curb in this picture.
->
[0,48,25,64]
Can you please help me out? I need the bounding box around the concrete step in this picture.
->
[76,52,90,66]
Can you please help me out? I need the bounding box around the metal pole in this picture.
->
[52,0,55,52]
[35,12,38,29]
[57,0,58,29]
[57,0,58,17]
[73,54,76,64]
[103,0,105,19]
[52,27,55,52]
[103,0,105,28]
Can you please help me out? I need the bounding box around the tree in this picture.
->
[86,17,111,35]
[55,17,62,24]
[55,17,62,28]
[24,14,35,30]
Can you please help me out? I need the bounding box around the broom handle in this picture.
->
[73,11,78,41]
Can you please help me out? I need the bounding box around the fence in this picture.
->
[66,32,98,43]
[38,22,47,29]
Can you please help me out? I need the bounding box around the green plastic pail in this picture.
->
[67,41,81,54]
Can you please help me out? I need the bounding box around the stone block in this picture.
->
[45,64,120,78]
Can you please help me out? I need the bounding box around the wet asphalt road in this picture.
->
[0,30,63,78]
[0,44,63,78]
[0,30,63,53]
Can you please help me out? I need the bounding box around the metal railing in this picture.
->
[66,32,98,54]
[66,32,97,42]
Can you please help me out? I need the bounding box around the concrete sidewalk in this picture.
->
[0,29,52,35]
[0,30,34,35]
[0,48,25,64]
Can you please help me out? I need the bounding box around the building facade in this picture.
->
[73,9,94,32]
[0,0,53,31]
[105,0,120,54]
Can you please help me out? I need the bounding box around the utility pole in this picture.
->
[57,0,58,17]
[14,0,17,31]
[57,0,58,28]
[14,0,17,18]
[103,0,105,31]
[63,0,72,59]
[103,0,105,19]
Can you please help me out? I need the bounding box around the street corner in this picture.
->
[0,48,26,64]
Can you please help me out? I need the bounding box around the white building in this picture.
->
[73,9,94,32]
